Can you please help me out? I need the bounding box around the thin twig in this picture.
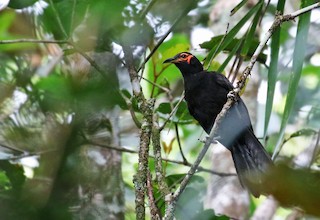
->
[206,23,230,70]
[0,143,26,154]
[160,92,185,131]
[231,56,243,84]
[174,124,188,164]
[141,75,171,94]
[0,39,69,44]
[67,41,107,78]
[137,3,194,73]
[120,91,142,128]
[147,170,161,220]
[139,0,157,20]
[260,0,271,26]
[88,141,234,176]
[290,2,320,17]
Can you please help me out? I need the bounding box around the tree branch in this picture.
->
[0,39,69,44]
[152,115,171,216]
[160,92,185,131]
[123,45,154,220]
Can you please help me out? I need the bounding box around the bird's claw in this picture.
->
[211,139,218,144]
[227,91,238,101]
[198,137,218,144]
[198,138,206,143]
[209,136,219,144]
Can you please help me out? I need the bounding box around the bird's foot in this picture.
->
[227,90,239,101]
[198,136,218,144]
[198,138,206,143]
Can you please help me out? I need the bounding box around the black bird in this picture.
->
[163,52,272,197]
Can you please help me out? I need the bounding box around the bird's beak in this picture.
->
[163,57,176,64]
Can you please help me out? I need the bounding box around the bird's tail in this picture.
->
[230,129,272,197]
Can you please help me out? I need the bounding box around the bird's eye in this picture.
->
[180,54,187,58]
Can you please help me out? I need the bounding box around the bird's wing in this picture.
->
[184,72,232,133]
[210,72,234,91]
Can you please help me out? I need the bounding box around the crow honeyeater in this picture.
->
[164,52,272,197]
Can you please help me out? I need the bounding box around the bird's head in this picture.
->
[163,52,203,76]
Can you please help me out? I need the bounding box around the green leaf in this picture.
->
[241,2,263,57]
[231,0,249,16]
[8,0,38,9]
[36,74,73,112]
[42,0,88,39]
[0,161,25,191]
[0,10,15,33]
[0,11,36,52]
[288,128,317,139]
[0,171,11,190]
[217,38,243,73]
[203,1,263,68]
[201,36,267,67]
[264,0,286,137]
[272,0,312,159]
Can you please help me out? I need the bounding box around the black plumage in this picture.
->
[164,52,272,197]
